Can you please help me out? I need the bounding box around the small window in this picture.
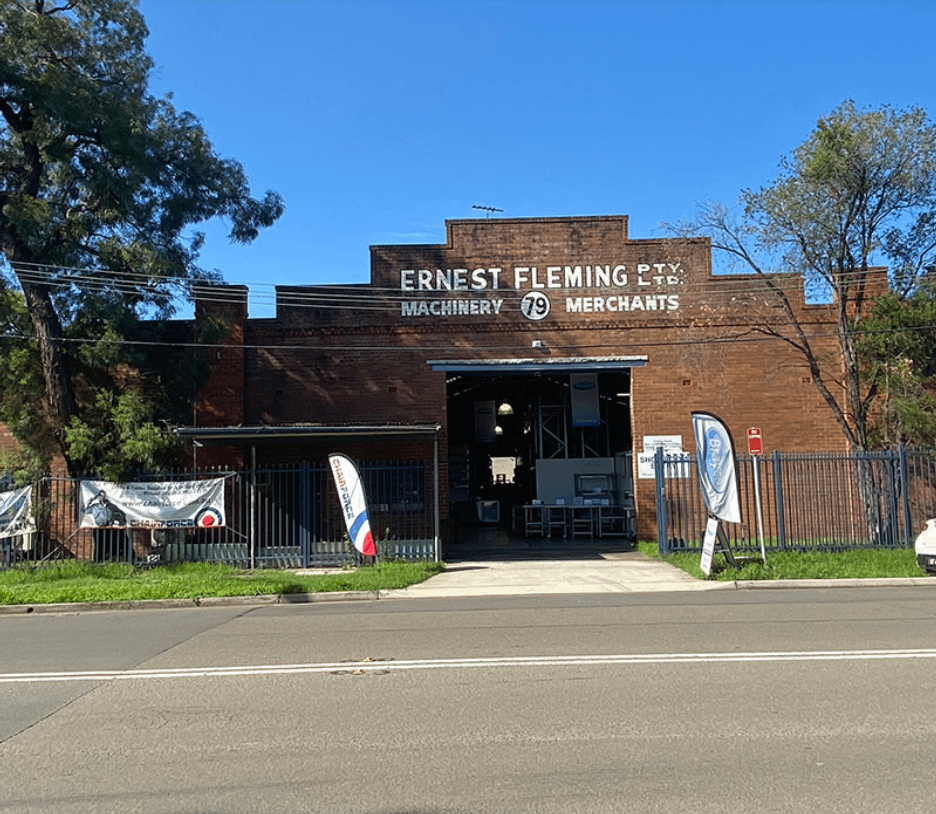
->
[575,474,612,498]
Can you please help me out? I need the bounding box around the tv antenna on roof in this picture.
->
[472,204,503,218]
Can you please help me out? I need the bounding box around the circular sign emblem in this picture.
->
[520,291,551,321]
[195,507,223,528]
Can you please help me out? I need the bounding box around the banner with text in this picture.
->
[78,479,227,530]
[328,453,377,557]
[0,485,36,539]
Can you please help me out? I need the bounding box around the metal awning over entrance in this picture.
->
[177,424,441,445]
[427,356,647,374]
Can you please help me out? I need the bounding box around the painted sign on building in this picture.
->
[397,261,686,320]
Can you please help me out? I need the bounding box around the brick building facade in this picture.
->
[187,215,864,545]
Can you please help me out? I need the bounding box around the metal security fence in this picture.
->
[655,447,936,556]
[1,459,438,569]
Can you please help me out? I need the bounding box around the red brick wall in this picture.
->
[0,423,20,457]
[192,216,886,538]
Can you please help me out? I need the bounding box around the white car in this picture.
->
[915,519,936,574]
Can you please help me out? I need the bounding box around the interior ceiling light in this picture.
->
[498,402,514,415]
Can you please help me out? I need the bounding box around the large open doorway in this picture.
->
[442,364,636,555]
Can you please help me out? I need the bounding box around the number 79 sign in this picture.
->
[520,291,551,321]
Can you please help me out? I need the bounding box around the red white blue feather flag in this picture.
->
[328,453,377,558]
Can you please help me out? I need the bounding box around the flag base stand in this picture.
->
[714,524,739,569]
[353,550,379,567]
[701,516,739,577]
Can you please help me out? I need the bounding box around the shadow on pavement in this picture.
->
[442,525,636,563]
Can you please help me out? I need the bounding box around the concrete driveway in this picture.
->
[383,548,723,598]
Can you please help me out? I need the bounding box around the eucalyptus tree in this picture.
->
[0,0,283,475]
[859,284,936,449]
[670,101,936,453]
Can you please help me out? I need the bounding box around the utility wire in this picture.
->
[2,259,924,353]
[4,258,899,308]
[0,322,933,355]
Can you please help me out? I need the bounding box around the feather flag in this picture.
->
[328,453,377,557]
[691,412,742,524]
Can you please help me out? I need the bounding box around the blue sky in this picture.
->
[138,0,936,317]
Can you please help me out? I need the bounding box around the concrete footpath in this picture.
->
[380,550,723,598]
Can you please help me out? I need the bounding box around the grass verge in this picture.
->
[636,540,925,581]
[0,560,446,606]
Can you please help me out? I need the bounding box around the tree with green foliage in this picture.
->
[859,284,936,449]
[0,0,283,476]
[669,101,936,453]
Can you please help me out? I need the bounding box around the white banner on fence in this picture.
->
[637,435,690,480]
[78,479,227,530]
[0,485,35,539]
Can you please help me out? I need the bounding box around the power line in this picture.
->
[0,321,934,355]
[4,258,900,312]
[2,259,928,353]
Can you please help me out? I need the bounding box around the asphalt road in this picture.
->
[2,588,936,813]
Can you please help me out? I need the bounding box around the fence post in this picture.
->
[433,433,441,562]
[772,449,787,550]
[249,445,257,570]
[899,445,914,548]
[301,460,311,568]
[655,446,668,557]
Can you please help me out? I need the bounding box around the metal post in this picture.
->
[655,446,668,556]
[433,433,440,562]
[301,460,311,568]
[772,450,786,550]
[900,445,913,547]
[249,444,256,570]
[752,455,767,562]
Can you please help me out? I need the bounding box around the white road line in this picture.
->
[3,649,936,683]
